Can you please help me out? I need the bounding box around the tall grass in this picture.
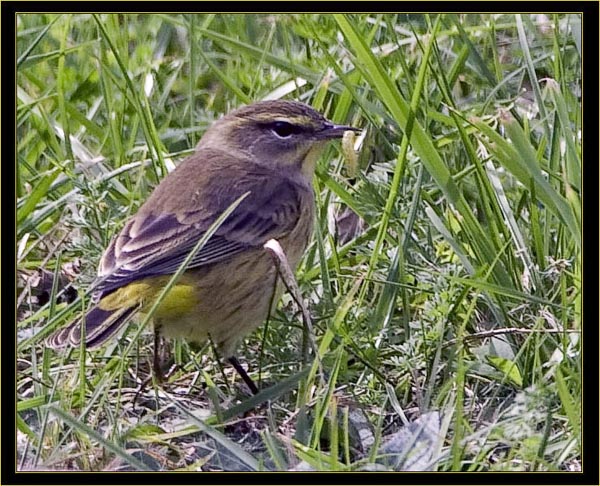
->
[17,13,582,472]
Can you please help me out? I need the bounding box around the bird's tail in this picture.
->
[46,303,141,349]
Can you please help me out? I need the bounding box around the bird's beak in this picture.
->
[317,123,361,140]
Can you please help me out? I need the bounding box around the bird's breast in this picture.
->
[279,190,314,267]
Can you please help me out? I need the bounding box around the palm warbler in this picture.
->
[47,100,358,391]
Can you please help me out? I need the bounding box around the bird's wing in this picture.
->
[93,167,306,298]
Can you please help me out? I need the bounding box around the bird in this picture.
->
[47,99,359,393]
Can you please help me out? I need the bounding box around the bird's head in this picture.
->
[199,100,359,178]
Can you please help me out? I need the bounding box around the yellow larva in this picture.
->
[342,130,358,177]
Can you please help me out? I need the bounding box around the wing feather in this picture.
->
[93,156,307,298]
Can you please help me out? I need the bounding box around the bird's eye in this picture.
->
[270,121,302,139]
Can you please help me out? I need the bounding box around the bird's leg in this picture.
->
[151,327,165,383]
[132,328,165,407]
[228,356,259,395]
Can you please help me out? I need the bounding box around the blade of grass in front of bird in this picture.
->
[120,192,252,362]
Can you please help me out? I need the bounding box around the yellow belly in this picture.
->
[154,250,280,357]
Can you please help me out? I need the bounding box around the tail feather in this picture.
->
[46,303,141,349]
[45,325,73,349]
[84,304,140,348]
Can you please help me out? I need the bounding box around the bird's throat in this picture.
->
[301,142,327,180]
